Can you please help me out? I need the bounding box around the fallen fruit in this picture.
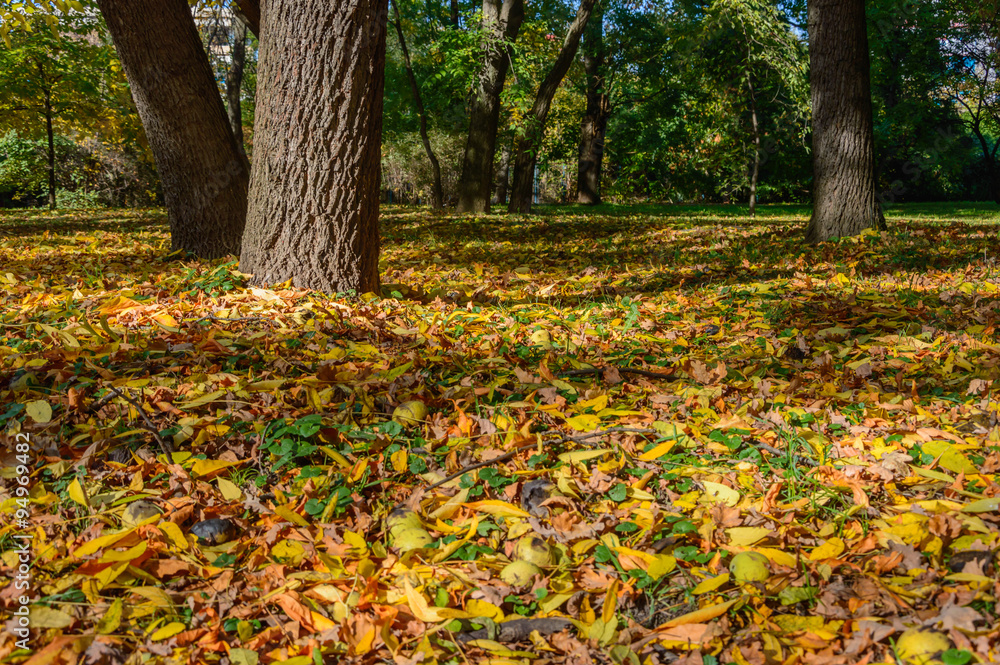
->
[121,501,162,528]
[190,518,238,545]
[515,535,555,567]
[392,526,434,551]
[895,628,952,665]
[392,400,428,426]
[729,551,770,583]
[500,560,541,588]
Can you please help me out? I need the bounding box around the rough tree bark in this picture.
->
[805,0,886,243]
[391,0,444,208]
[98,0,249,258]
[576,0,609,206]
[227,15,249,157]
[495,140,512,205]
[455,0,525,213]
[509,0,597,214]
[240,0,386,293]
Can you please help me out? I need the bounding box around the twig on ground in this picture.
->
[105,386,174,457]
[559,366,675,380]
[421,427,656,493]
[190,314,272,326]
[749,438,818,468]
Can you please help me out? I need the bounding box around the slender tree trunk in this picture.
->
[44,91,56,211]
[391,0,444,208]
[804,0,885,243]
[450,0,460,27]
[98,0,249,258]
[577,0,608,205]
[495,139,512,205]
[240,0,386,293]
[509,0,597,214]
[748,77,760,219]
[227,16,248,157]
[455,0,525,213]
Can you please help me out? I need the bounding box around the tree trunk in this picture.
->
[227,16,248,157]
[98,0,249,258]
[455,0,525,213]
[577,0,608,206]
[234,0,260,37]
[804,0,885,243]
[391,0,444,208]
[240,0,386,293]
[748,77,760,219]
[495,139,512,205]
[509,0,597,214]
[44,91,55,211]
[450,0,460,27]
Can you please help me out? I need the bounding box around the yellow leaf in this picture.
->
[152,313,180,331]
[403,577,446,622]
[29,606,74,628]
[95,598,123,634]
[217,477,243,501]
[754,548,797,568]
[558,449,611,464]
[647,554,677,580]
[565,414,601,431]
[727,527,770,546]
[661,596,741,628]
[463,500,531,518]
[391,449,408,473]
[639,441,677,460]
[150,621,186,641]
[921,440,978,475]
[178,389,227,411]
[73,530,134,557]
[189,458,238,478]
[95,561,129,589]
[692,573,730,595]
[100,541,147,563]
[809,537,846,561]
[25,400,52,424]
[68,478,89,508]
[701,481,740,507]
[963,498,1000,513]
[273,504,310,527]
[156,521,189,550]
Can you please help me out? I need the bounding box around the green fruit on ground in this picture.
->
[122,500,162,528]
[500,560,541,587]
[392,400,428,426]
[386,507,423,535]
[895,629,952,665]
[515,536,555,567]
[729,551,770,583]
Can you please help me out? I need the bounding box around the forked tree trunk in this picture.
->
[805,0,886,243]
[98,0,248,258]
[509,0,597,214]
[455,0,525,213]
[391,0,444,208]
[234,0,260,37]
[240,0,386,293]
[227,16,249,156]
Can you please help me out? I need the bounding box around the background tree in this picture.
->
[456,0,525,213]
[239,0,387,293]
[805,0,885,242]
[98,0,249,258]
[508,0,597,213]
[576,0,608,205]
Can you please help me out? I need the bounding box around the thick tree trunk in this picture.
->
[44,92,55,211]
[509,0,597,214]
[495,139,512,205]
[227,16,248,157]
[391,0,444,208]
[748,77,760,219]
[234,0,260,37]
[804,0,885,243]
[98,0,248,258]
[577,1,608,206]
[455,0,525,213]
[240,0,386,293]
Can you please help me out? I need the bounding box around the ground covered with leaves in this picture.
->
[2,203,1000,665]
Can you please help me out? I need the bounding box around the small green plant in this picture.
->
[261,414,323,470]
